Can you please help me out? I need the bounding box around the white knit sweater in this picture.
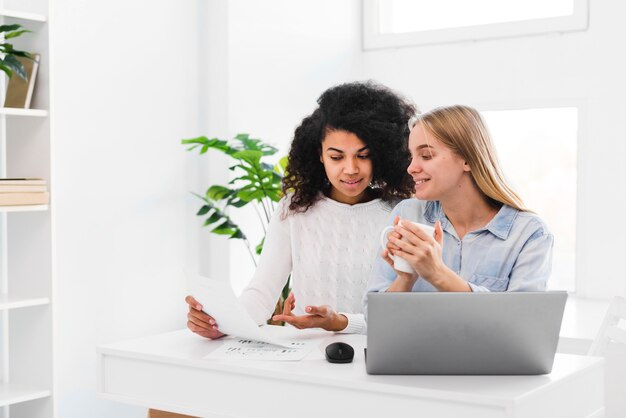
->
[238,193,393,334]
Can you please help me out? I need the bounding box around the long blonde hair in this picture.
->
[411,105,527,211]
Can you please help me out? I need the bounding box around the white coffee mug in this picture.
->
[380,221,436,274]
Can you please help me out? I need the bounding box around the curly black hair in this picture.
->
[283,81,416,212]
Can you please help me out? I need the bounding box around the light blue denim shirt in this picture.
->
[366,199,553,304]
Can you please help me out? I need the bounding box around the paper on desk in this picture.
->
[188,275,294,348]
[205,337,317,361]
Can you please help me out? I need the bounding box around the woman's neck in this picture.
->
[325,186,376,205]
[440,183,499,239]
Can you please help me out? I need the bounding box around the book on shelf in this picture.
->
[0,192,49,206]
[3,53,40,109]
[0,178,49,206]
[0,184,47,193]
[0,178,47,186]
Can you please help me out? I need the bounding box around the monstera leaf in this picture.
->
[195,194,245,240]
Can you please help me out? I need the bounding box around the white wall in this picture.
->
[50,1,201,417]
[361,1,626,299]
[196,0,230,283]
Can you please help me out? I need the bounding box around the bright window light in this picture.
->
[380,0,574,33]
[363,0,587,49]
[482,107,577,291]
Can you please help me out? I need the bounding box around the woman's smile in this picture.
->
[413,177,430,192]
[341,178,363,188]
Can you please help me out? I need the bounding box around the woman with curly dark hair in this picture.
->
[187,81,415,336]
[283,81,416,212]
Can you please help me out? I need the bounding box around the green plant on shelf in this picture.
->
[0,23,36,80]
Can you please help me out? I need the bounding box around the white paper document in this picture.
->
[188,275,308,348]
[205,337,317,361]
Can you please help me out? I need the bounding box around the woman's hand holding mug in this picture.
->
[381,217,444,284]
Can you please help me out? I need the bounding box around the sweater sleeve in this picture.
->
[337,312,367,334]
[238,198,292,325]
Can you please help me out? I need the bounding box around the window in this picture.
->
[363,0,588,49]
[481,107,578,291]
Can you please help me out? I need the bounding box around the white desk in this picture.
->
[97,329,604,418]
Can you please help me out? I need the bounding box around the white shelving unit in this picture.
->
[0,0,53,417]
[0,205,48,213]
[0,109,47,118]
[0,9,45,23]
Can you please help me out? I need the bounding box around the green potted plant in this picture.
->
[182,133,290,322]
[0,23,36,80]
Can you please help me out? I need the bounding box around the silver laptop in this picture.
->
[366,291,567,375]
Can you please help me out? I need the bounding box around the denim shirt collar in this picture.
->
[424,201,518,240]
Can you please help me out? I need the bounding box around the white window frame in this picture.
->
[362,0,589,50]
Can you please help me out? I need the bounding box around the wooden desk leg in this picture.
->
[147,408,198,418]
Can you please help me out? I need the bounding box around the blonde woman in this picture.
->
[368,105,553,296]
